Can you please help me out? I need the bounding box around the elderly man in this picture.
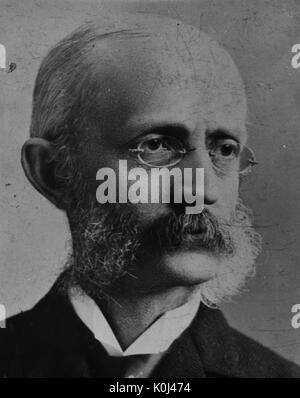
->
[1,13,299,378]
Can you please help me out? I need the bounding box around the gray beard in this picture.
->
[60,199,262,307]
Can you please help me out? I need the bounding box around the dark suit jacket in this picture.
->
[1,282,300,378]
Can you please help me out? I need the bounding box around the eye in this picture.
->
[208,139,240,160]
[129,134,186,167]
[143,138,168,152]
[207,138,241,174]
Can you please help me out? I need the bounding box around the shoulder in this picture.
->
[191,305,300,378]
[0,306,44,377]
[0,286,81,377]
[1,286,63,352]
[229,327,300,378]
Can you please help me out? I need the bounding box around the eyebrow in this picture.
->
[205,128,246,144]
[131,123,191,141]
[127,121,247,145]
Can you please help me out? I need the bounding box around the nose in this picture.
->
[202,152,220,205]
[188,147,219,205]
[169,147,220,214]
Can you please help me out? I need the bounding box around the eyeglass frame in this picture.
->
[129,140,258,175]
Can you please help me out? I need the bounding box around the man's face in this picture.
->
[66,29,259,300]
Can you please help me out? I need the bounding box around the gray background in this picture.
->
[0,0,300,364]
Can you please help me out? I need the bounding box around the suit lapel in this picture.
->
[150,327,206,378]
[190,305,241,377]
[150,305,241,378]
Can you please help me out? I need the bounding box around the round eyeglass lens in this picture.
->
[138,136,184,167]
[239,146,257,174]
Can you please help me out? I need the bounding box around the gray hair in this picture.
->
[30,22,132,202]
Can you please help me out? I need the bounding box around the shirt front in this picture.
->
[69,287,201,357]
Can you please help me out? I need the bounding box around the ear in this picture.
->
[21,137,67,209]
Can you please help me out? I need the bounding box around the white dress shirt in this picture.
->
[69,287,201,357]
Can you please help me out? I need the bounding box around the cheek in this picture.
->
[123,167,171,223]
[219,175,239,215]
[84,154,170,221]
[130,203,170,225]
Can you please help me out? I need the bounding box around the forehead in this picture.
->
[87,24,247,144]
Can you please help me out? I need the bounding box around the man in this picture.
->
[1,12,299,378]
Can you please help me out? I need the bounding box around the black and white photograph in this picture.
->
[0,0,300,379]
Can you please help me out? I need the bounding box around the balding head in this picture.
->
[30,13,247,144]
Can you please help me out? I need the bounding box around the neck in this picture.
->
[96,285,199,350]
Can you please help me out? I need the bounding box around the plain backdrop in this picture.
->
[0,0,300,365]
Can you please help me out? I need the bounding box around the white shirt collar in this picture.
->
[69,287,201,357]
